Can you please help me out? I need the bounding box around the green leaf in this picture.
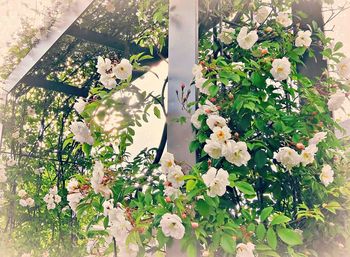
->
[276,228,303,246]
[209,85,220,96]
[186,180,197,192]
[189,140,200,153]
[153,106,161,118]
[196,199,211,217]
[235,181,255,195]
[270,214,291,226]
[334,41,343,51]
[255,150,267,168]
[251,72,265,88]
[82,143,92,156]
[220,234,236,254]
[266,227,277,250]
[256,223,266,241]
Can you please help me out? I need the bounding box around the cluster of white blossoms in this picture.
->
[327,90,347,111]
[270,57,291,81]
[69,121,94,145]
[0,164,7,183]
[66,178,84,213]
[236,242,255,257]
[96,56,133,89]
[217,27,235,45]
[202,167,230,197]
[160,152,184,199]
[295,30,312,48]
[18,189,35,208]
[274,132,326,171]
[274,132,335,186]
[91,161,112,198]
[43,186,61,210]
[102,199,139,257]
[337,58,350,80]
[237,26,258,50]
[73,98,87,115]
[192,64,211,95]
[199,113,251,167]
[160,213,185,240]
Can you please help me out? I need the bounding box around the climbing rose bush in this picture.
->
[5,1,348,257]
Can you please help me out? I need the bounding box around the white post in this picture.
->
[167,0,198,256]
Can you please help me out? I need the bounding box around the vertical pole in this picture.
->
[168,0,198,167]
[167,0,198,256]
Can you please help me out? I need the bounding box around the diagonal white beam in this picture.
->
[2,0,94,93]
[167,0,198,256]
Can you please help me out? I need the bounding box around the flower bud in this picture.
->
[191,222,199,229]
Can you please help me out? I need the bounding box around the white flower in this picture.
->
[167,165,184,188]
[320,164,334,186]
[270,57,291,81]
[49,186,58,195]
[26,198,35,207]
[67,192,84,213]
[236,242,255,257]
[232,62,245,71]
[276,13,292,27]
[195,77,210,95]
[54,195,61,204]
[74,98,87,114]
[91,161,112,198]
[160,152,175,173]
[113,59,133,80]
[266,78,282,87]
[328,91,346,111]
[191,108,205,129]
[69,121,94,145]
[237,27,258,50]
[223,140,251,167]
[300,145,318,166]
[308,132,327,145]
[204,139,223,159]
[19,198,28,207]
[103,199,114,217]
[295,30,312,48]
[206,115,227,131]
[47,202,56,210]
[218,28,235,45]
[200,100,218,114]
[274,147,301,170]
[108,214,132,243]
[67,178,79,192]
[337,58,350,80]
[164,186,182,199]
[202,167,229,197]
[192,64,203,80]
[96,56,112,76]
[210,126,231,143]
[18,189,27,198]
[21,253,31,257]
[255,6,270,23]
[100,75,117,89]
[160,213,185,239]
[119,243,139,257]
